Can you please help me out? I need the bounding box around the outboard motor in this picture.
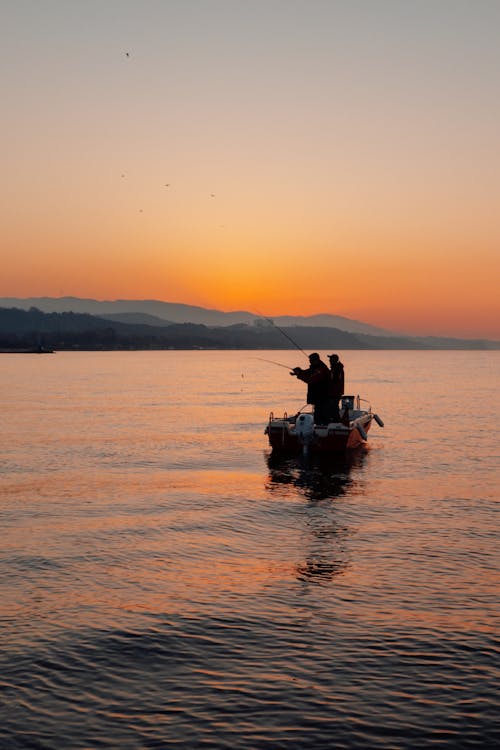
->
[341,395,355,411]
[296,413,314,447]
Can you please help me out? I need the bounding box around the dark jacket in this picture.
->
[294,359,330,405]
[329,361,345,399]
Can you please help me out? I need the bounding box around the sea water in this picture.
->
[0,350,498,748]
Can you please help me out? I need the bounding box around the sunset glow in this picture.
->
[2,1,500,339]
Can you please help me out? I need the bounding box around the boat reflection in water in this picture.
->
[265,449,367,585]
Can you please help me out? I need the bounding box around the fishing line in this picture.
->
[252,356,295,370]
[253,310,309,358]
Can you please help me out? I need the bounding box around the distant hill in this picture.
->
[100,312,175,327]
[0,296,395,336]
[1,306,498,351]
[272,314,394,336]
[0,297,256,327]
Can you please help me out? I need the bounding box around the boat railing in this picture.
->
[355,396,372,413]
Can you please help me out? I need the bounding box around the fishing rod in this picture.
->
[253,356,295,370]
[253,310,309,358]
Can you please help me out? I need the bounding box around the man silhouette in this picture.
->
[291,353,330,425]
[328,353,345,422]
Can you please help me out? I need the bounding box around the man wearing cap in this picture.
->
[291,353,330,425]
[328,353,345,422]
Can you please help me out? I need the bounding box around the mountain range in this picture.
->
[0,297,395,336]
[0,299,498,351]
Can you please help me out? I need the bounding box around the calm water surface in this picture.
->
[1,350,498,748]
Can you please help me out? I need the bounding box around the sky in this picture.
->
[2,0,499,339]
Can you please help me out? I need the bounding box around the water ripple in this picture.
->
[1,613,499,749]
[1,351,499,748]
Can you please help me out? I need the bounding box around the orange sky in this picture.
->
[2,1,500,339]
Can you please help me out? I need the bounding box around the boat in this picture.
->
[265,395,384,455]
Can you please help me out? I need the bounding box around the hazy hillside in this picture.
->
[100,312,175,327]
[272,314,394,336]
[1,307,498,351]
[0,297,396,336]
[0,297,255,327]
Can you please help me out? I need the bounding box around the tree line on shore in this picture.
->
[0,306,497,351]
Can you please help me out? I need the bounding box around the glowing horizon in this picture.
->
[2,1,500,340]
